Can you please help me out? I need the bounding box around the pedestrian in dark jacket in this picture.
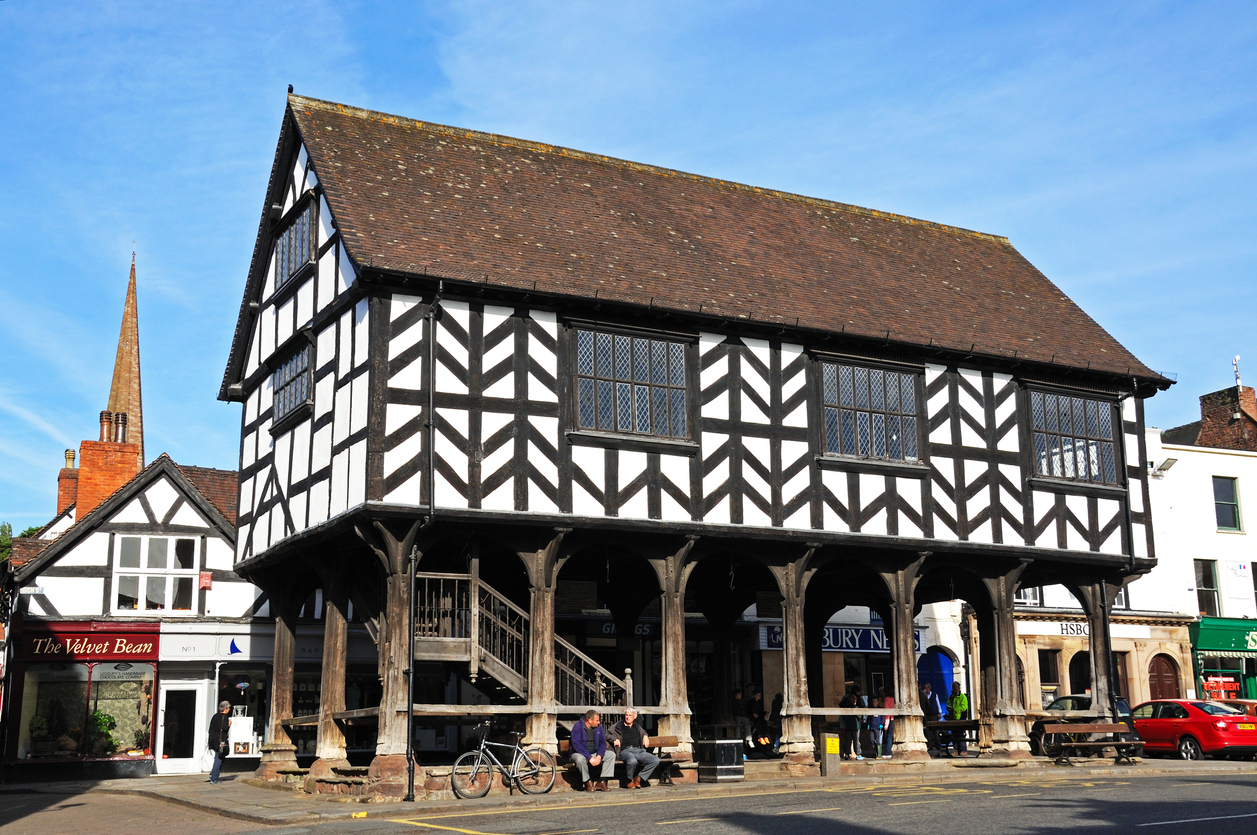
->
[570,710,614,791]
[207,701,231,784]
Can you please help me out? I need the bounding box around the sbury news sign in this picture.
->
[20,629,159,661]
[763,624,925,654]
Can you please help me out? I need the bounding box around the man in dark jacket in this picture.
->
[570,710,614,792]
[611,708,659,788]
[207,700,231,784]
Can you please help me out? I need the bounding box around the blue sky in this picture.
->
[1,1,1254,530]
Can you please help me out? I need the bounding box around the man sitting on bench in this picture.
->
[571,710,615,792]
[611,709,659,789]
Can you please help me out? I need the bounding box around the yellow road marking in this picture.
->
[777,807,844,815]
[394,788,822,822]
[656,819,717,826]
[391,823,596,835]
[888,799,954,806]
[993,793,1042,798]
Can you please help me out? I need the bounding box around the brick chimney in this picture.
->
[1195,386,1257,451]
[57,449,78,515]
[75,410,142,518]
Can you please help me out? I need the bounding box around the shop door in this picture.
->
[1148,655,1180,701]
[156,684,203,774]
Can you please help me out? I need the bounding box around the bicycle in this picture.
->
[450,722,556,798]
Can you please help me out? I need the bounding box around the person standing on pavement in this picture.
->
[879,688,895,759]
[208,701,231,784]
[571,710,615,792]
[732,688,751,743]
[611,709,659,788]
[921,683,943,753]
[947,682,969,756]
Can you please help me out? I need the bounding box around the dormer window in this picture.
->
[275,201,315,288]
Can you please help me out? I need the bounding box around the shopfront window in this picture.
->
[113,535,199,615]
[1038,649,1060,707]
[15,662,154,759]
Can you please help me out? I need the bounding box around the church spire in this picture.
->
[106,252,144,465]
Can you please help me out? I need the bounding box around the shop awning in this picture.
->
[1190,618,1257,654]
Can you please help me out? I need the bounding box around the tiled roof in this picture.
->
[1162,421,1202,446]
[10,537,49,569]
[278,95,1162,384]
[178,464,239,526]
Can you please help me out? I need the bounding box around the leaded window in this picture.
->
[273,344,312,423]
[275,202,315,288]
[1029,391,1118,484]
[574,330,689,439]
[820,362,919,461]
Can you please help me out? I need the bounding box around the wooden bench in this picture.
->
[558,735,682,786]
[923,719,980,753]
[1041,723,1142,766]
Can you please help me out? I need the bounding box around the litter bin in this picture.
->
[695,724,745,783]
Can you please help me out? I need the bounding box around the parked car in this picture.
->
[1028,695,1134,756]
[1130,699,1257,760]
[1219,699,1257,717]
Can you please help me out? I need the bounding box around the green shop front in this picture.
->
[4,620,160,779]
[1191,618,1257,701]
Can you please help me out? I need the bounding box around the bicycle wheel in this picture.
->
[512,747,556,794]
[451,751,494,799]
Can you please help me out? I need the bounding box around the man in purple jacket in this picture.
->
[570,709,615,791]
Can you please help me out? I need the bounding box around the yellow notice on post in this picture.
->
[826,736,842,754]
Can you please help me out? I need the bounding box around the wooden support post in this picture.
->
[521,530,568,751]
[877,554,930,760]
[649,538,697,755]
[255,596,298,780]
[768,548,818,762]
[980,561,1032,758]
[315,583,349,761]
[468,552,480,683]
[1075,580,1118,722]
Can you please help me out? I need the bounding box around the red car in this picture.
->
[1130,699,1257,760]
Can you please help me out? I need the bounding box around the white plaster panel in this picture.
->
[350,373,369,435]
[317,246,336,312]
[333,381,351,445]
[276,296,294,346]
[348,440,367,508]
[54,531,110,567]
[171,502,206,528]
[618,484,649,520]
[571,446,604,516]
[337,242,355,295]
[296,278,314,329]
[318,195,335,247]
[389,312,424,361]
[742,495,771,528]
[205,537,235,571]
[740,362,770,424]
[144,478,179,522]
[702,454,729,497]
[311,424,332,475]
[290,420,311,485]
[481,479,514,512]
[207,582,262,618]
[246,388,259,424]
[308,478,330,526]
[821,469,848,528]
[273,432,293,494]
[699,332,727,354]
[619,451,648,492]
[260,305,275,364]
[338,310,353,378]
[353,299,369,368]
[859,473,887,535]
[1132,521,1149,558]
[386,402,423,435]
[704,390,729,421]
[316,323,337,371]
[384,427,423,480]
[742,336,771,370]
[661,487,689,523]
[330,449,350,517]
[241,429,256,469]
[113,498,150,525]
[705,493,730,525]
[38,576,104,616]
[1065,493,1090,551]
[659,454,690,496]
[898,478,923,538]
[238,476,254,522]
[700,353,727,390]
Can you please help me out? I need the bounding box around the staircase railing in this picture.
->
[555,637,629,707]
[413,572,630,708]
[476,580,528,684]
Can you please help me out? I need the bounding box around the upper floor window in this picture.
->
[574,329,688,439]
[275,202,315,288]
[273,344,312,424]
[1029,391,1118,484]
[1195,558,1220,617]
[114,536,199,615]
[1214,476,1241,531]
[1014,586,1042,606]
[820,362,919,461]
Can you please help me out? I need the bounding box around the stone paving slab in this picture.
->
[4,758,1257,826]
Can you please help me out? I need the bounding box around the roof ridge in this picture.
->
[288,93,1011,246]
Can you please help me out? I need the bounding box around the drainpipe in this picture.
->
[405,541,419,802]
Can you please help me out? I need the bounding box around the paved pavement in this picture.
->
[3,758,1257,832]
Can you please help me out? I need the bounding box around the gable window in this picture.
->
[275,201,315,289]
[113,536,199,615]
[1213,476,1241,531]
[272,343,312,424]
[1029,391,1118,484]
[1195,559,1220,617]
[820,362,919,461]
[574,329,688,439]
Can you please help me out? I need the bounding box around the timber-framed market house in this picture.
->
[220,94,1170,797]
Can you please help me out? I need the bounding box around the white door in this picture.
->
[156,683,204,774]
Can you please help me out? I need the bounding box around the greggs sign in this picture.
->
[22,631,158,661]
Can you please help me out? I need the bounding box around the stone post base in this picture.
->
[656,714,694,756]
[990,713,1033,759]
[253,743,298,781]
[777,715,816,761]
[368,753,419,800]
[892,715,930,761]
[525,712,558,752]
[305,756,352,795]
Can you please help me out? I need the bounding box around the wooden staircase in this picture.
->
[413,573,627,708]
